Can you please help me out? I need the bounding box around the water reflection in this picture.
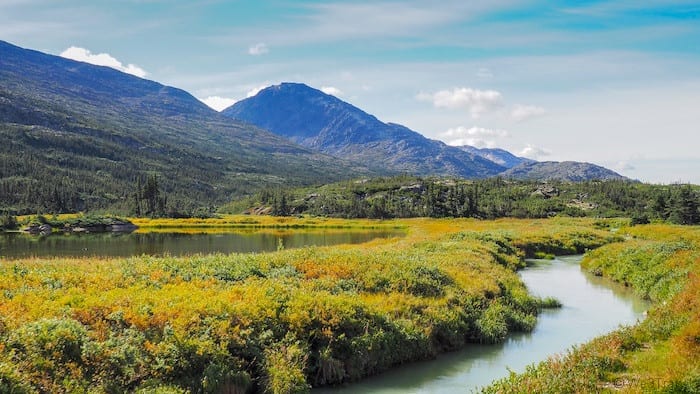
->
[0,229,404,259]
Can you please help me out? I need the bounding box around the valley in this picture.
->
[0,37,698,394]
[1,217,698,393]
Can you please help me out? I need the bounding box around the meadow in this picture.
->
[0,217,694,393]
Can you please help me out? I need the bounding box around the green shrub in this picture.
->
[263,341,310,394]
[0,362,33,394]
[8,318,88,367]
[476,303,509,344]
[0,215,18,230]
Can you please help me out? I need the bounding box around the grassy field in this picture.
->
[2,217,694,393]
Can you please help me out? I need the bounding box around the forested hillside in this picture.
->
[0,41,368,216]
[225,176,700,224]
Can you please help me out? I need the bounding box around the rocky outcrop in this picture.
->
[22,219,138,234]
[68,220,138,233]
[531,184,560,199]
[23,223,52,235]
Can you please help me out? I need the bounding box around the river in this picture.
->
[316,255,648,393]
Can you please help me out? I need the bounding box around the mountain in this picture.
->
[222,83,506,178]
[0,40,368,214]
[457,146,534,169]
[499,161,627,182]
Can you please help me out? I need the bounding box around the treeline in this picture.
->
[228,176,700,224]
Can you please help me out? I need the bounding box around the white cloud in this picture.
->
[442,126,508,148]
[320,86,343,96]
[520,144,551,160]
[246,84,269,97]
[450,138,495,148]
[511,104,546,122]
[615,161,636,171]
[443,126,508,138]
[197,83,272,110]
[199,96,238,112]
[417,87,503,118]
[59,46,147,78]
[248,43,269,55]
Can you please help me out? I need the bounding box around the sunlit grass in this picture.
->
[130,214,402,230]
[0,217,648,393]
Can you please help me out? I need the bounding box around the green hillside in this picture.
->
[224,176,700,224]
[0,40,370,216]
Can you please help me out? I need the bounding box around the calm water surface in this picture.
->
[0,229,403,259]
[317,255,648,393]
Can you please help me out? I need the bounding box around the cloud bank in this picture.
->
[321,86,343,96]
[417,87,502,118]
[520,144,551,160]
[200,96,238,111]
[60,46,147,78]
[442,126,508,148]
[511,104,546,122]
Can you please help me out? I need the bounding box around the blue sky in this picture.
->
[2,1,699,183]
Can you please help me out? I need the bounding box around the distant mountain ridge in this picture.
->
[500,161,626,181]
[223,83,506,178]
[0,40,627,214]
[457,145,534,169]
[0,40,368,213]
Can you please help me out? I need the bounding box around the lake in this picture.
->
[0,229,404,259]
[315,255,648,393]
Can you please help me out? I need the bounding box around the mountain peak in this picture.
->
[257,82,341,102]
[223,84,506,178]
[275,82,314,90]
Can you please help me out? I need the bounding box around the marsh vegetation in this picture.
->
[1,217,697,393]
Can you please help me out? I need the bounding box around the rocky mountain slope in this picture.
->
[223,83,506,178]
[500,161,627,181]
[457,145,534,169]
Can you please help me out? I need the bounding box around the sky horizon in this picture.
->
[2,1,699,184]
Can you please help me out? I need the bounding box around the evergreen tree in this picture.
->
[668,185,699,225]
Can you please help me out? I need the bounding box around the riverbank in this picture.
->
[316,255,648,393]
[129,215,404,231]
[0,217,621,393]
[482,224,700,393]
[14,214,138,234]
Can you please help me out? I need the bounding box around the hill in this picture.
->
[224,175,698,223]
[500,161,627,182]
[222,83,506,178]
[457,145,534,169]
[0,41,368,215]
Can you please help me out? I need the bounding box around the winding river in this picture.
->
[0,233,648,392]
[316,255,648,393]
